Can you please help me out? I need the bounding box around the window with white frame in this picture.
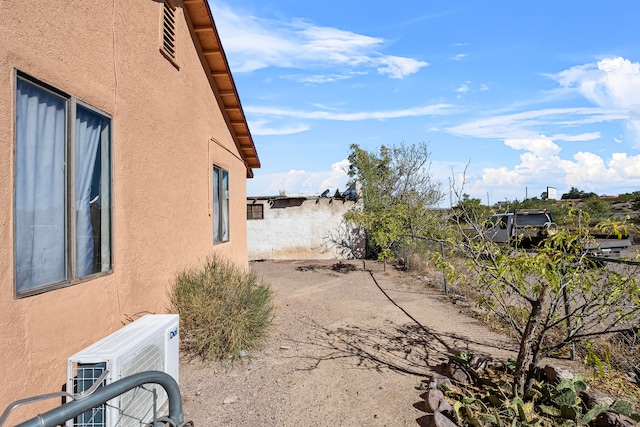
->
[14,73,112,296]
[213,165,229,243]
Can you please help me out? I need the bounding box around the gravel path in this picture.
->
[179,259,521,426]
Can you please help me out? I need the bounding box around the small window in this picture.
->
[247,204,264,220]
[213,166,229,243]
[14,73,112,297]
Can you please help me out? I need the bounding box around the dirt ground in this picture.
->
[179,259,571,426]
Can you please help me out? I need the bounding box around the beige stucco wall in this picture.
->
[0,0,250,419]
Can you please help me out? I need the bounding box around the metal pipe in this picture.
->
[402,238,407,271]
[441,241,448,295]
[16,371,183,427]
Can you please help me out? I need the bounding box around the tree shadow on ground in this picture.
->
[287,319,515,378]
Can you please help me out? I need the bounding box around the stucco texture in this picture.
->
[0,0,252,418]
[247,198,360,260]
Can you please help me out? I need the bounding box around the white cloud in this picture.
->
[551,57,640,109]
[505,136,561,157]
[210,2,429,79]
[447,57,640,146]
[550,132,601,142]
[558,152,616,184]
[608,152,640,177]
[319,159,350,190]
[448,107,627,140]
[284,73,358,84]
[468,136,640,200]
[481,166,523,187]
[299,24,382,57]
[245,103,450,136]
[450,53,467,61]
[248,119,310,136]
[549,57,640,146]
[376,56,429,79]
[250,160,350,196]
[244,104,452,121]
[436,57,640,201]
[455,82,470,97]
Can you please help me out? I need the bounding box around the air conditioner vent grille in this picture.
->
[72,363,108,427]
[119,334,167,427]
[66,314,179,427]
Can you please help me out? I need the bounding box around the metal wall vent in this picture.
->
[162,1,176,59]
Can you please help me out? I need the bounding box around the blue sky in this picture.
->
[209,1,640,204]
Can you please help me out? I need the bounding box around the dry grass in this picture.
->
[168,254,274,361]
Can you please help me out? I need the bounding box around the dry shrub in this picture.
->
[406,251,428,272]
[168,254,274,361]
[579,333,640,376]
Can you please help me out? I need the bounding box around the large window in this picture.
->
[213,165,229,243]
[14,73,112,296]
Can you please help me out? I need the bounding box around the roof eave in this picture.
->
[182,0,260,178]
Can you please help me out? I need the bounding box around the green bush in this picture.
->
[168,254,274,361]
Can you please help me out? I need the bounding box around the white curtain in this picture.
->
[221,169,229,241]
[213,167,229,242]
[213,166,220,242]
[15,79,67,292]
[99,125,111,272]
[75,106,104,277]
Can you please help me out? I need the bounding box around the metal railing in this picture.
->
[3,371,189,427]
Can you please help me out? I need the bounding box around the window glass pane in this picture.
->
[213,166,220,242]
[247,204,263,220]
[213,166,229,242]
[75,105,111,277]
[15,78,67,292]
[221,169,229,241]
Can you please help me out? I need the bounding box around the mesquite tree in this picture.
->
[442,201,640,397]
[344,142,443,264]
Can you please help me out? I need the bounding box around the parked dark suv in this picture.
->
[486,210,557,247]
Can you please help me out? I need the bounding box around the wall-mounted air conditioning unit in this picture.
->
[66,314,179,427]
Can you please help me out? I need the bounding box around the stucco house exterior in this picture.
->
[247,190,363,260]
[0,0,259,418]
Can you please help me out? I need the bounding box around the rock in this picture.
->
[469,355,505,371]
[445,360,472,385]
[595,411,636,427]
[543,365,574,384]
[222,395,238,404]
[429,374,453,389]
[580,390,615,408]
[423,411,459,427]
[424,389,453,415]
[417,381,430,391]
